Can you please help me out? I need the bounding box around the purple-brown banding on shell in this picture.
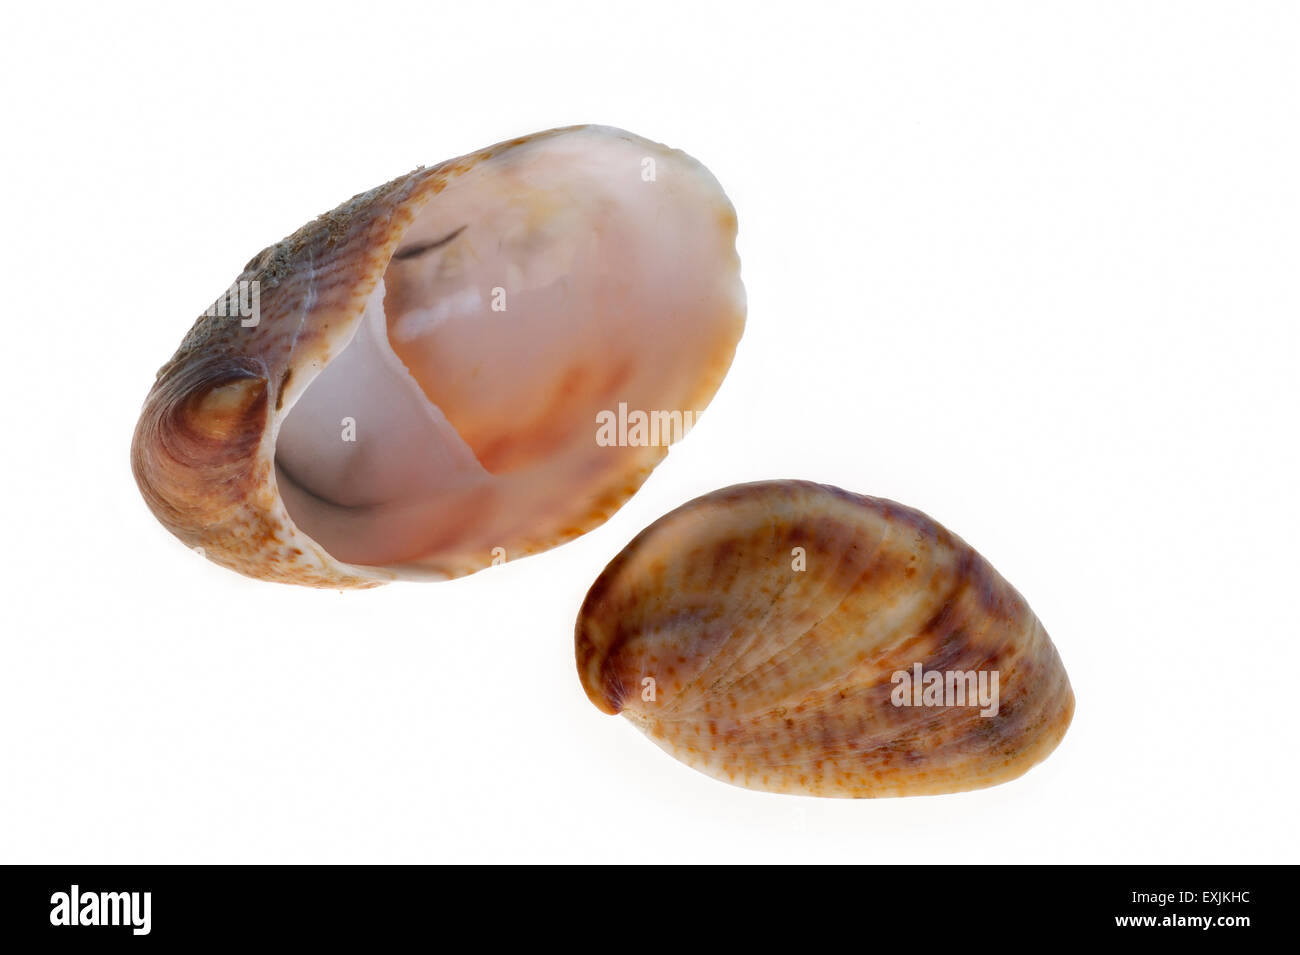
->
[132,359,268,528]
[132,125,746,587]
[574,479,1074,798]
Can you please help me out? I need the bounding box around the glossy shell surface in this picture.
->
[576,480,1074,797]
[132,126,745,587]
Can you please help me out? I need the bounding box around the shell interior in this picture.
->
[273,131,744,573]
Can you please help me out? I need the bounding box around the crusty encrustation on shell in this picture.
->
[133,126,746,587]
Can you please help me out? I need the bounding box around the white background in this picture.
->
[1,1,1296,863]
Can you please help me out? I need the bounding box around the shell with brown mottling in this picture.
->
[575,480,1074,797]
[132,126,746,587]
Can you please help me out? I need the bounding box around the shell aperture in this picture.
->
[131,127,746,587]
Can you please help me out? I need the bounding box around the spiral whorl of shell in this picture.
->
[576,480,1074,797]
[132,126,745,587]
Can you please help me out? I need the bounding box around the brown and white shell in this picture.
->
[575,480,1074,797]
[131,126,746,587]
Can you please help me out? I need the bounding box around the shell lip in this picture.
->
[137,125,747,587]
